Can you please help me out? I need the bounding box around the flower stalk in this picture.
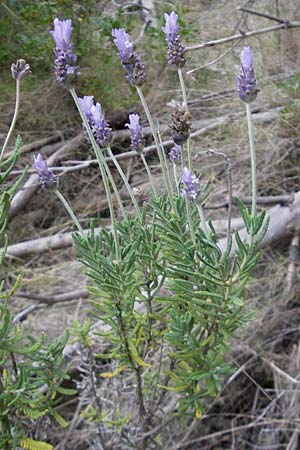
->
[69,87,121,260]
[0,80,20,163]
[54,189,85,236]
[136,86,174,204]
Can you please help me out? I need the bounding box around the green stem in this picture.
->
[0,80,20,163]
[178,69,192,171]
[172,163,179,195]
[55,189,85,236]
[197,203,208,237]
[136,86,173,204]
[245,103,257,220]
[140,152,157,195]
[106,145,142,220]
[157,122,173,195]
[178,68,187,106]
[69,87,120,260]
[185,198,196,246]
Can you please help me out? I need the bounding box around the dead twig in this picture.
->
[238,6,290,24]
[185,21,300,52]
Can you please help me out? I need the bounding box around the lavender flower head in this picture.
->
[125,114,144,152]
[33,153,58,190]
[112,28,145,86]
[181,167,200,201]
[162,11,186,68]
[237,46,258,103]
[78,96,112,148]
[50,18,79,83]
[169,143,181,162]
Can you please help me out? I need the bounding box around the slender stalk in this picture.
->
[54,189,84,236]
[106,145,141,220]
[245,103,257,220]
[172,163,179,195]
[140,152,157,195]
[186,199,196,246]
[70,88,126,220]
[178,68,192,170]
[0,80,20,163]
[69,87,120,260]
[136,86,173,204]
[178,68,187,106]
[197,203,208,237]
[157,121,173,195]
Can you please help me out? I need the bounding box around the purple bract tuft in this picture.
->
[112,28,145,86]
[33,153,58,190]
[237,46,259,103]
[181,167,201,201]
[169,143,181,162]
[50,18,79,83]
[162,11,179,42]
[125,114,144,152]
[79,96,112,148]
[162,11,186,68]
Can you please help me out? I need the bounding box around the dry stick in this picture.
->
[187,41,240,76]
[15,288,89,304]
[5,192,300,259]
[5,132,62,159]
[9,133,84,218]
[238,6,289,24]
[185,21,300,52]
[285,232,300,293]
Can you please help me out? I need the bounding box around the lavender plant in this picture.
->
[37,14,269,447]
[0,62,74,450]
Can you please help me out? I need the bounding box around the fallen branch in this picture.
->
[6,132,63,159]
[5,192,300,258]
[185,21,300,53]
[10,133,84,218]
[218,192,300,254]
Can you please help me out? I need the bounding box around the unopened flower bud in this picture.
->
[11,59,31,81]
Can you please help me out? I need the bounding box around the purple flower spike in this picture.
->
[237,46,259,103]
[34,154,58,190]
[125,114,144,152]
[79,96,112,148]
[50,18,79,83]
[112,28,145,86]
[162,11,186,68]
[169,143,181,162]
[181,167,201,201]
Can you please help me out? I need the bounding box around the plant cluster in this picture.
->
[33,12,269,447]
[1,8,270,449]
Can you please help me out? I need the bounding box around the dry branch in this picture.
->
[9,133,84,218]
[185,21,300,52]
[5,192,300,258]
[218,192,300,254]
